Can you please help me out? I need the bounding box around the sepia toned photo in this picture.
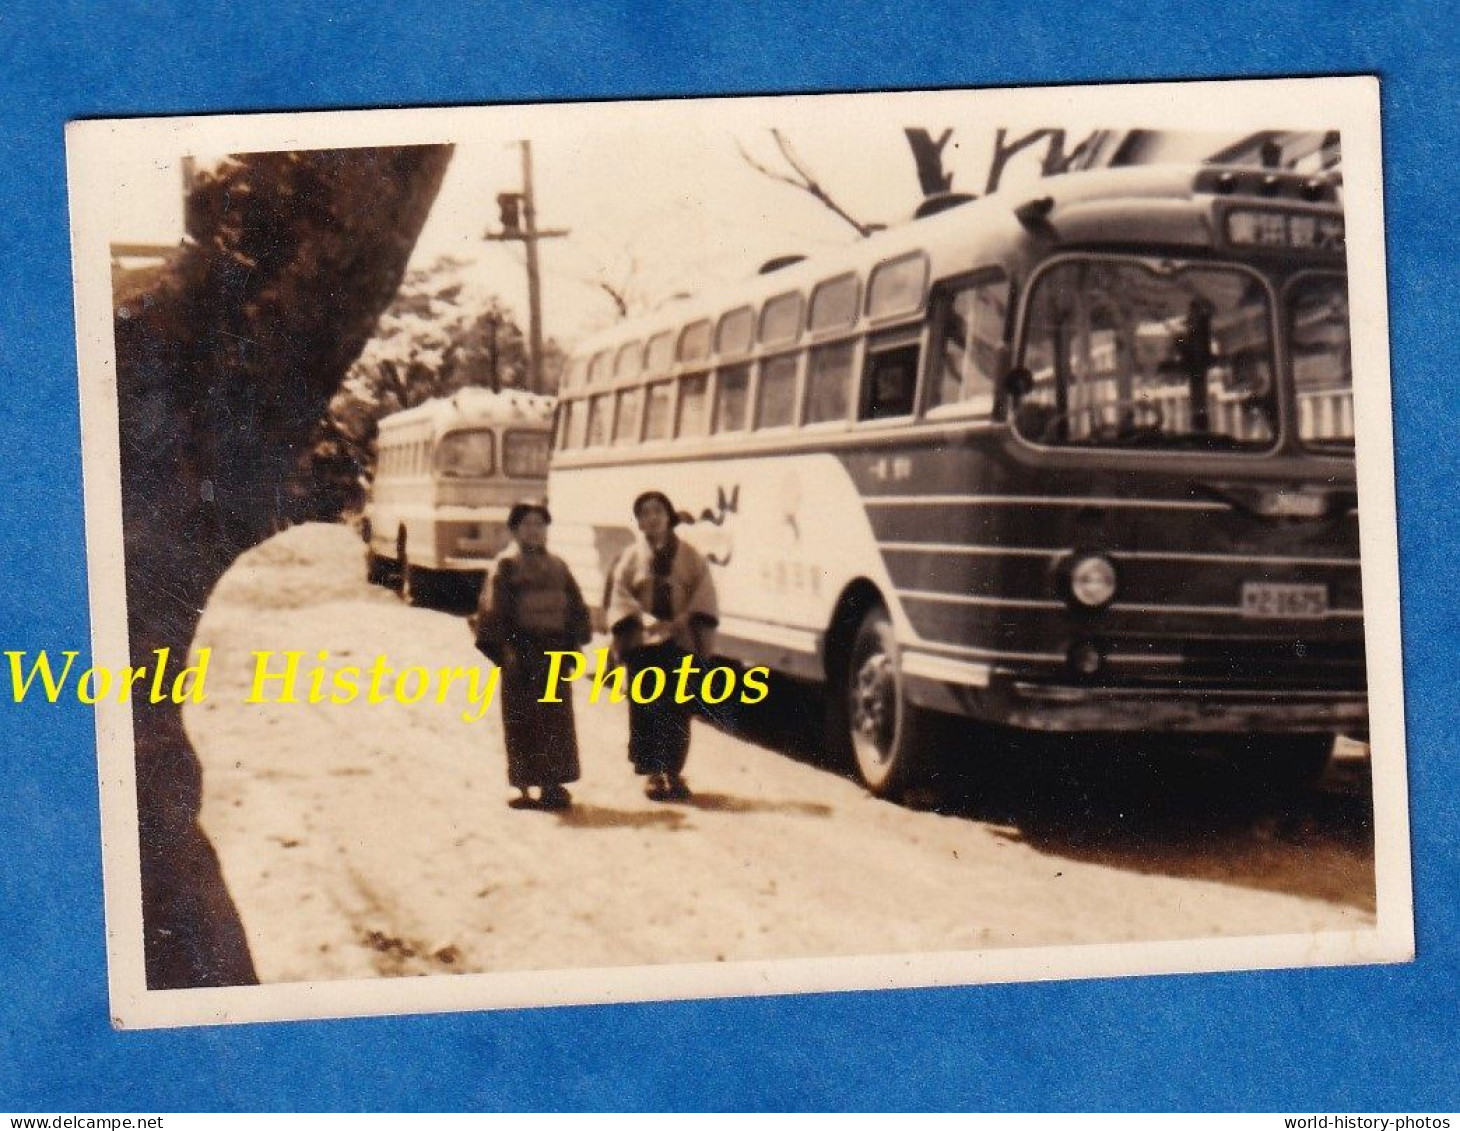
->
[63,78,1411,1029]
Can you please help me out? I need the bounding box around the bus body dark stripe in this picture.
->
[878,540,1361,568]
[880,548,1364,613]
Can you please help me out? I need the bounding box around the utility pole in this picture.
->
[484,141,568,394]
[486,315,499,392]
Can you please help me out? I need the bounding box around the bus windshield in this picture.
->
[503,429,552,478]
[1016,257,1278,452]
[1288,273,1353,452]
[436,429,496,478]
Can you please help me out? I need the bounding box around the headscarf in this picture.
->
[633,491,680,619]
[507,500,552,531]
[632,490,680,528]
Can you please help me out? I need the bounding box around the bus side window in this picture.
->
[645,331,675,374]
[587,350,611,386]
[805,341,856,424]
[676,373,711,439]
[615,341,643,381]
[554,402,572,450]
[713,364,751,433]
[759,292,803,347]
[928,275,1010,415]
[586,394,613,448]
[678,321,712,364]
[613,386,643,445]
[643,381,674,441]
[755,354,798,429]
[810,274,859,334]
[567,397,590,450]
[859,329,920,421]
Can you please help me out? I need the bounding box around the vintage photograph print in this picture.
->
[64,78,1410,1028]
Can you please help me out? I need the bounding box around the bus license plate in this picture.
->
[1241,582,1328,619]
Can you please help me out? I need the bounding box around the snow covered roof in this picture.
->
[378,387,556,436]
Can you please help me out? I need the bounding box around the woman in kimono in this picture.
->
[473,501,591,811]
[606,490,719,802]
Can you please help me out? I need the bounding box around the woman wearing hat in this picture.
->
[472,501,591,810]
[605,490,719,801]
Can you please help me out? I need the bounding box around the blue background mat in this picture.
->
[2,0,1456,1112]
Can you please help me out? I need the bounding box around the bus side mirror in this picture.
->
[1003,366,1033,402]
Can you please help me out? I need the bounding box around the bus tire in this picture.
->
[399,550,435,608]
[365,549,391,586]
[843,606,931,799]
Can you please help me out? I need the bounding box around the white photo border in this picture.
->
[65,75,1412,1030]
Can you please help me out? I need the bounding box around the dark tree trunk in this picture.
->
[904,128,955,196]
[112,145,453,989]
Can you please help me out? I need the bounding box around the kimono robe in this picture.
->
[473,545,591,790]
[605,534,719,776]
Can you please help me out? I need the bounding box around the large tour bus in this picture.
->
[364,387,555,604]
[547,164,1364,798]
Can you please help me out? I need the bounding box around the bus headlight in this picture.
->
[1066,554,1118,609]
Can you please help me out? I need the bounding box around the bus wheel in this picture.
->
[365,549,391,586]
[399,550,434,608]
[845,607,929,798]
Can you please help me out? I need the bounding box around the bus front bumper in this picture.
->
[906,670,1369,734]
[1002,682,1369,733]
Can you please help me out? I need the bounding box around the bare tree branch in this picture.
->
[597,280,629,319]
[735,136,802,190]
[986,128,1060,194]
[985,127,1122,194]
[584,250,644,321]
[1043,129,1109,175]
[737,130,876,238]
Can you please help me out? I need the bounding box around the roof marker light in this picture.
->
[914,191,977,220]
[1014,196,1055,229]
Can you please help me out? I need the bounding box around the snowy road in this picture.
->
[185,524,1376,984]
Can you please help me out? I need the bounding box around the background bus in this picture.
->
[364,387,554,604]
[546,164,1364,799]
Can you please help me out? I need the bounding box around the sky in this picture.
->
[99,93,1244,351]
[404,123,1011,343]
